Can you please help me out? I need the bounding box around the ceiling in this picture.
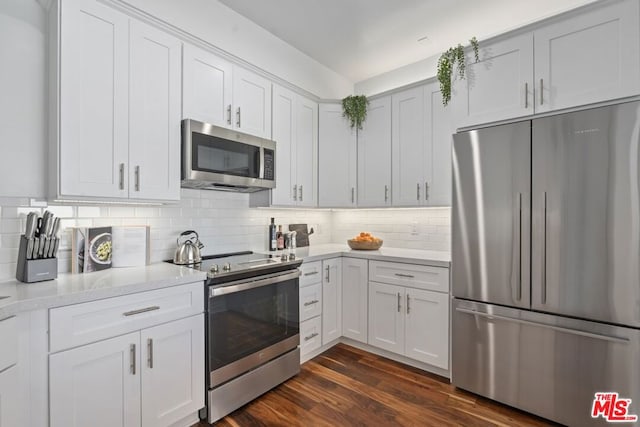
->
[218,0,596,83]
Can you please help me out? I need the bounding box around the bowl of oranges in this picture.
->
[348,232,383,250]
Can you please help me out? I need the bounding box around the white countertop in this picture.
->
[0,263,207,318]
[266,244,451,267]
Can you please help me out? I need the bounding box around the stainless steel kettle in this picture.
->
[173,230,204,265]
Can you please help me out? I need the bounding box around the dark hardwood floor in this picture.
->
[198,343,557,426]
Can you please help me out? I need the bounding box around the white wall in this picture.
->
[0,0,47,198]
[122,0,353,99]
[354,54,440,97]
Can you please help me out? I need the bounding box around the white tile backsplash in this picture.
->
[0,191,451,281]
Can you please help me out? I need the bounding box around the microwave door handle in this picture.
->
[259,146,265,179]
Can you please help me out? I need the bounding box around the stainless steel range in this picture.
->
[168,251,302,424]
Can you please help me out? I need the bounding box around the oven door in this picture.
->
[207,269,300,387]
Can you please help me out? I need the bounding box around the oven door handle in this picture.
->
[210,269,301,297]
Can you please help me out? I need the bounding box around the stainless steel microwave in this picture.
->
[181,119,276,192]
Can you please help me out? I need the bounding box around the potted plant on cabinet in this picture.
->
[437,36,479,106]
[342,95,369,130]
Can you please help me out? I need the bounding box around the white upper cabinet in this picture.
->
[58,0,129,199]
[456,0,640,127]
[318,103,357,207]
[358,96,391,207]
[455,34,534,128]
[392,87,424,207]
[55,0,181,202]
[534,0,640,113]
[182,45,272,139]
[232,66,272,139]
[182,44,233,128]
[129,20,182,201]
[424,82,454,206]
[271,85,317,207]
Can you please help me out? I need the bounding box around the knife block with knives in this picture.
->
[16,211,59,283]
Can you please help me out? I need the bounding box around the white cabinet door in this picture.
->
[534,0,640,113]
[182,44,233,127]
[368,282,404,354]
[295,96,318,207]
[232,66,272,138]
[50,332,141,427]
[129,20,181,201]
[358,96,391,207]
[322,258,342,345]
[59,0,129,198]
[0,365,19,427]
[319,103,357,207]
[392,86,424,206]
[424,83,455,206]
[341,258,368,344]
[404,289,449,369]
[271,85,297,205]
[455,34,534,127]
[141,314,204,427]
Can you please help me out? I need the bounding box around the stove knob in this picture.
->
[209,264,219,274]
[223,262,231,271]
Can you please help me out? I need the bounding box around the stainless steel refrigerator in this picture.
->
[452,101,640,426]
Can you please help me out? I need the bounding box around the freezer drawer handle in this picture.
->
[303,299,319,307]
[455,307,630,344]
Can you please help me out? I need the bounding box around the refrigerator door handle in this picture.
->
[513,193,522,301]
[454,307,630,344]
[542,191,548,305]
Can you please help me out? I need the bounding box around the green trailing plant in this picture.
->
[437,36,480,106]
[341,95,369,130]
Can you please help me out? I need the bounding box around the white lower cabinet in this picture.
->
[368,262,450,370]
[299,316,322,357]
[341,258,368,343]
[0,365,20,427]
[50,314,204,427]
[322,258,342,345]
[49,283,205,427]
[299,261,323,361]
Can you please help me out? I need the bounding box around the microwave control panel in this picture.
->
[263,149,275,180]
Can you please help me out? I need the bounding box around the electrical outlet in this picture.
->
[411,221,419,236]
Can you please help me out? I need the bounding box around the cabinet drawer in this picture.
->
[300,316,322,358]
[300,283,322,322]
[0,316,17,371]
[369,260,449,293]
[50,282,204,353]
[300,261,322,287]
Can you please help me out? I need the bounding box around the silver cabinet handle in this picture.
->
[407,294,411,314]
[542,191,547,304]
[351,187,355,204]
[134,166,140,192]
[119,163,125,190]
[425,182,429,201]
[417,183,420,201]
[525,82,529,109]
[384,185,389,203]
[325,265,330,282]
[397,292,401,313]
[455,307,630,344]
[236,107,241,127]
[123,306,160,317]
[130,344,136,375]
[293,185,298,201]
[304,332,319,342]
[303,271,318,276]
[227,104,232,125]
[147,338,153,369]
[303,299,319,307]
[395,273,415,278]
[540,78,544,105]
[299,185,303,202]
[514,193,523,301]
